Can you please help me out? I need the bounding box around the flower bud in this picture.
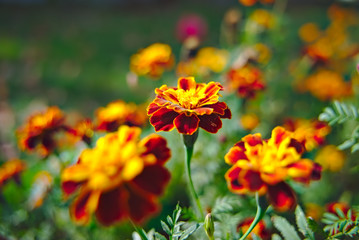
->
[204,213,215,240]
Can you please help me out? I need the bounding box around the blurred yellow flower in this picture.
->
[299,23,321,43]
[315,145,346,172]
[0,159,26,188]
[240,113,259,131]
[130,43,174,79]
[249,9,275,29]
[305,203,323,221]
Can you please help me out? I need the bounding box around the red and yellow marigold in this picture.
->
[0,159,26,188]
[315,145,345,172]
[283,118,330,152]
[227,65,266,99]
[130,43,174,79]
[61,125,171,226]
[147,77,231,135]
[237,217,270,240]
[16,106,66,157]
[95,100,147,132]
[225,127,321,212]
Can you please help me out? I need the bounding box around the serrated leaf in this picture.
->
[338,139,355,150]
[167,215,173,227]
[273,216,301,240]
[161,220,171,235]
[154,233,167,240]
[334,101,344,115]
[271,233,283,240]
[179,223,201,240]
[323,213,340,222]
[295,206,315,240]
[335,208,346,219]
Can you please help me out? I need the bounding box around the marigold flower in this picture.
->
[282,118,330,152]
[130,43,174,79]
[305,203,323,221]
[225,127,321,212]
[95,100,147,132]
[237,217,270,240]
[227,65,266,99]
[249,9,275,29]
[304,70,352,101]
[16,106,66,157]
[67,119,94,145]
[147,77,231,135]
[326,202,351,216]
[0,159,26,188]
[28,171,53,209]
[315,145,345,172]
[61,125,171,225]
[299,23,321,43]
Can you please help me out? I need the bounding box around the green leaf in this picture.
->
[338,139,355,150]
[167,215,174,227]
[273,215,301,240]
[161,220,171,235]
[295,206,315,240]
[323,213,340,222]
[155,233,168,240]
[271,233,283,240]
[178,223,201,240]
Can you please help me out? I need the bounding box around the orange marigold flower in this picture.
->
[299,23,321,43]
[237,217,270,240]
[67,119,94,145]
[95,100,147,132]
[28,171,53,209]
[240,113,260,131]
[304,70,352,101]
[315,145,345,172]
[0,159,26,188]
[16,106,66,157]
[227,65,266,99]
[61,125,171,226]
[282,118,330,152]
[147,77,231,135]
[225,127,321,212]
[249,9,275,29]
[305,203,323,221]
[130,43,175,79]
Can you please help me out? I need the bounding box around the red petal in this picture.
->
[225,166,246,194]
[178,77,196,90]
[127,187,159,223]
[132,165,170,195]
[147,102,161,115]
[221,108,232,119]
[62,181,81,196]
[204,102,227,115]
[267,182,297,212]
[141,134,171,165]
[149,107,179,132]
[198,114,222,133]
[241,170,266,192]
[71,192,91,223]
[95,187,128,226]
[174,113,200,135]
[225,146,248,165]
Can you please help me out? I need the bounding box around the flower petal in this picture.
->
[225,165,247,194]
[174,113,200,135]
[147,102,161,115]
[132,165,171,195]
[70,190,101,224]
[140,134,171,165]
[95,187,129,226]
[198,114,222,133]
[178,77,196,90]
[62,181,81,196]
[150,107,179,132]
[267,182,297,212]
[225,146,248,165]
[240,170,266,194]
[127,187,158,223]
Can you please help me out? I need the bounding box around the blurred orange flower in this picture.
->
[239,0,274,6]
[225,127,321,212]
[95,100,147,132]
[305,203,323,221]
[240,113,260,131]
[67,119,94,146]
[304,70,352,101]
[315,145,345,172]
[283,118,330,151]
[130,43,174,79]
[61,126,171,226]
[237,217,270,240]
[299,23,321,43]
[147,77,231,135]
[17,106,66,157]
[249,9,275,29]
[0,159,26,188]
[227,65,266,99]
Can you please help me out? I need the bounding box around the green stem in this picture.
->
[239,193,268,240]
[185,144,204,220]
[182,131,204,220]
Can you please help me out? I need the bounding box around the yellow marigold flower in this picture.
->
[249,9,275,29]
[283,118,330,152]
[0,159,26,188]
[299,23,321,43]
[28,171,53,209]
[254,43,271,64]
[225,127,321,212]
[304,70,352,101]
[16,106,66,157]
[305,37,334,62]
[240,113,260,131]
[95,100,147,132]
[315,145,345,172]
[67,119,94,145]
[61,125,171,225]
[130,43,174,79]
[147,77,231,135]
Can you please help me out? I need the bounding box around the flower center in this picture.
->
[177,89,205,109]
